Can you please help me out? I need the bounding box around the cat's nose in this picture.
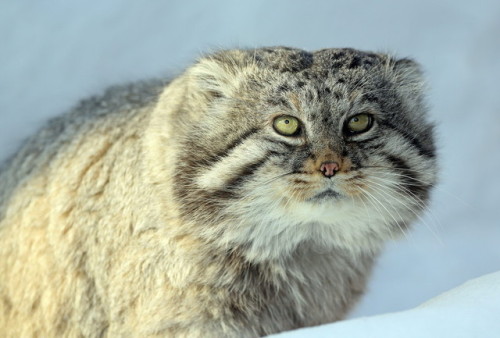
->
[320,161,339,178]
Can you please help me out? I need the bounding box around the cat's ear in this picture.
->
[392,57,426,112]
[187,50,254,101]
[393,58,424,86]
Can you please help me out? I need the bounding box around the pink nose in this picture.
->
[320,161,339,178]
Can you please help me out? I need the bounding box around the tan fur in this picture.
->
[0,47,437,336]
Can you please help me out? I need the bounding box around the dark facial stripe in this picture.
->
[208,127,260,164]
[349,135,379,144]
[358,141,385,151]
[385,154,430,199]
[173,130,275,222]
[386,155,410,172]
[381,121,436,158]
[219,151,278,192]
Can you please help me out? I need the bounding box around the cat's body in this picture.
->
[0,47,437,337]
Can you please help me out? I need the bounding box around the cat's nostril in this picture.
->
[320,161,339,178]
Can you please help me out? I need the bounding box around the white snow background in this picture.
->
[1,1,499,336]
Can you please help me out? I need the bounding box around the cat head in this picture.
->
[165,47,437,261]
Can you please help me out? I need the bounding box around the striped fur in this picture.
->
[0,47,437,336]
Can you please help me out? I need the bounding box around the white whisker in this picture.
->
[356,185,410,241]
[360,176,443,244]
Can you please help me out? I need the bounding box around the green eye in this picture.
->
[273,115,300,136]
[346,113,373,134]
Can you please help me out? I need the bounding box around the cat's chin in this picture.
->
[306,188,342,202]
[221,192,397,262]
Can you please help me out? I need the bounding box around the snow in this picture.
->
[272,271,500,337]
[1,1,500,336]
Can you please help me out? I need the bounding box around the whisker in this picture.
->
[360,177,443,244]
[261,171,297,185]
[356,185,411,241]
[364,166,470,207]
[355,188,374,228]
[356,188,400,242]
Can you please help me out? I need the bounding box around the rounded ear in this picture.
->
[393,58,424,88]
[186,50,256,101]
[150,50,258,130]
[391,57,427,112]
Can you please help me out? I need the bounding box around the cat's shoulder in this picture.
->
[67,78,167,126]
[0,79,167,206]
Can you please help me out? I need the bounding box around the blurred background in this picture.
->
[1,0,499,318]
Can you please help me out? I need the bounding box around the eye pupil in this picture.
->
[273,115,300,136]
[345,113,373,134]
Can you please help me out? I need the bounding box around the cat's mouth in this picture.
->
[307,189,341,202]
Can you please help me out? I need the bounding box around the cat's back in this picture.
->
[0,79,165,221]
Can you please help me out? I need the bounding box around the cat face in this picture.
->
[171,48,437,261]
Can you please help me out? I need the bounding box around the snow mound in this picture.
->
[272,271,500,338]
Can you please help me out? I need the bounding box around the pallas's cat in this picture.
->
[0,47,437,337]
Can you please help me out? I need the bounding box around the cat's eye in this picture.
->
[345,113,373,134]
[273,115,301,136]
